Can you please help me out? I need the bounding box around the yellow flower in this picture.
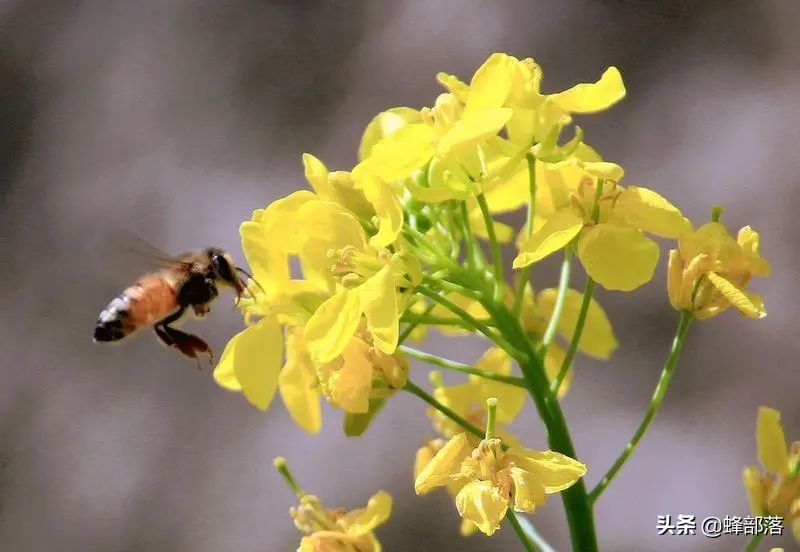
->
[438,53,625,153]
[743,407,800,542]
[415,433,586,535]
[291,490,392,552]
[513,157,692,291]
[668,219,770,319]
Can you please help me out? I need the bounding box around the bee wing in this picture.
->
[93,229,193,288]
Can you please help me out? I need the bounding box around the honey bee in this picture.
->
[93,247,256,368]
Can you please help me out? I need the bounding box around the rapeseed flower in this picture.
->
[513,156,691,290]
[415,432,586,535]
[743,407,799,542]
[668,216,769,319]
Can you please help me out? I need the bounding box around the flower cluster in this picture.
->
[210,53,771,550]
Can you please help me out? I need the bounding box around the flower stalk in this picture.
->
[589,310,694,503]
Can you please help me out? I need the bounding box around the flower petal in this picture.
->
[354,123,437,182]
[511,449,587,493]
[455,480,509,536]
[329,338,372,414]
[342,490,393,536]
[550,67,626,114]
[706,272,766,319]
[757,406,789,475]
[214,315,283,411]
[742,466,765,516]
[304,290,362,363]
[537,288,618,359]
[358,178,403,249]
[464,53,516,114]
[359,264,399,355]
[577,224,659,291]
[415,432,472,495]
[613,186,692,238]
[513,210,584,268]
[437,108,513,156]
[358,107,421,161]
[279,328,321,434]
[508,466,547,512]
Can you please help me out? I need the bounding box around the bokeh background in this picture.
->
[1,1,797,550]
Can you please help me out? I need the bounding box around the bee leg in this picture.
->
[154,324,214,369]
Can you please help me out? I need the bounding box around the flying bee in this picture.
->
[93,247,258,368]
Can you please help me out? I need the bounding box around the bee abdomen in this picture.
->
[94,295,132,342]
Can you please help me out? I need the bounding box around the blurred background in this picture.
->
[1,1,797,550]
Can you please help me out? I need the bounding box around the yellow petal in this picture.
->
[513,210,584,268]
[215,315,283,411]
[437,108,513,156]
[304,290,361,363]
[613,186,692,238]
[706,272,766,319]
[508,466,547,512]
[354,123,436,182]
[455,480,509,536]
[737,226,771,277]
[415,433,472,494]
[464,53,515,115]
[511,449,587,493]
[742,466,765,516]
[757,406,789,475]
[358,178,403,249]
[550,67,626,114]
[537,288,618,359]
[302,153,333,198]
[358,107,421,161]
[581,161,624,182]
[577,224,659,291]
[343,490,393,536]
[473,347,526,423]
[241,190,317,287]
[279,328,321,434]
[359,264,399,354]
[330,338,373,414]
[436,72,470,102]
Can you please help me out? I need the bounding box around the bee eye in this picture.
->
[213,255,235,282]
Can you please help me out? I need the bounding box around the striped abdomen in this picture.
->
[94,275,180,342]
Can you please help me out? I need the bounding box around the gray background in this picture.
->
[1,1,797,550]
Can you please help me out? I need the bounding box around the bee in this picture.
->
[93,247,257,368]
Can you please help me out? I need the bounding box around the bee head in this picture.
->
[205,247,245,295]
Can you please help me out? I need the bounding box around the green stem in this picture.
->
[402,380,484,440]
[743,532,765,552]
[505,510,539,552]
[483,302,598,551]
[588,310,693,504]
[476,193,505,302]
[399,314,492,328]
[513,153,538,317]
[791,456,800,478]
[400,346,527,387]
[541,246,573,350]
[459,201,484,269]
[550,277,595,396]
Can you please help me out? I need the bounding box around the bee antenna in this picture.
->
[236,267,266,295]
